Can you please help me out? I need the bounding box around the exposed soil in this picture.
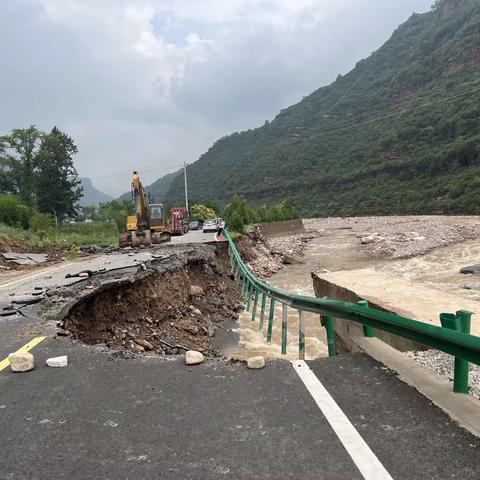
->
[59,245,241,357]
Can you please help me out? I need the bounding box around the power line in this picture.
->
[307,81,480,138]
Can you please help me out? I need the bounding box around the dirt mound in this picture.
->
[61,247,241,357]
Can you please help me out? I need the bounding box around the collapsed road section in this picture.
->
[40,244,242,357]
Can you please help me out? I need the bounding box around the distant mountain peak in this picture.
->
[79,177,113,207]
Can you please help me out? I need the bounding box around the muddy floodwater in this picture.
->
[228,228,379,360]
[228,220,480,361]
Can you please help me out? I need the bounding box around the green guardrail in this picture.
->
[222,228,480,395]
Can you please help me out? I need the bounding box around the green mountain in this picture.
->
[163,0,480,216]
[79,177,112,207]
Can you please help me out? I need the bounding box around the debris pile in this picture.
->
[236,226,317,278]
[59,245,241,357]
[305,216,478,260]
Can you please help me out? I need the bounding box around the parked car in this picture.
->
[203,219,218,233]
[189,221,200,230]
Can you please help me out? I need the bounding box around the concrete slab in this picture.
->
[313,269,480,353]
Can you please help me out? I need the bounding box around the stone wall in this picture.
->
[311,273,426,354]
[257,219,305,237]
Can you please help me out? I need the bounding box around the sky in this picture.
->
[0,0,433,197]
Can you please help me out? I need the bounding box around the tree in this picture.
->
[190,204,216,221]
[35,127,83,219]
[0,126,42,205]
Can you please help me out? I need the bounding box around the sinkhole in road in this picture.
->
[61,252,242,357]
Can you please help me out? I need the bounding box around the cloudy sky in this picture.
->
[0,0,432,196]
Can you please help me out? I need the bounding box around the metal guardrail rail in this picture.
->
[222,228,480,394]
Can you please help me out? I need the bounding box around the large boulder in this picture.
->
[282,255,304,265]
[9,352,34,372]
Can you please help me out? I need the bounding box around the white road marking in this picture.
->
[292,360,393,480]
[0,263,75,290]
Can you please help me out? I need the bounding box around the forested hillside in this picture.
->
[163,0,480,216]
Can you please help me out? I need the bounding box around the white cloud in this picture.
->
[0,0,432,196]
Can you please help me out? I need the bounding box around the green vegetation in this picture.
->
[162,0,480,216]
[0,192,133,251]
[223,195,297,233]
[190,204,216,221]
[0,220,119,252]
[0,126,82,219]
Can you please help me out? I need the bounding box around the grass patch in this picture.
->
[0,221,119,252]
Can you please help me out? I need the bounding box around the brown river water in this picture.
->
[227,225,480,361]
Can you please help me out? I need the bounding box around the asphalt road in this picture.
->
[1,343,479,479]
[1,230,479,478]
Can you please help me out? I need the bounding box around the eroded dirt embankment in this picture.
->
[48,244,241,357]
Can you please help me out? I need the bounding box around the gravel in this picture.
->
[406,350,480,399]
[304,216,479,260]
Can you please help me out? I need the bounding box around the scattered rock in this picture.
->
[190,285,204,296]
[192,308,202,316]
[185,350,204,365]
[8,352,34,372]
[131,344,144,354]
[282,254,305,265]
[460,265,480,276]
[247,356,265,369]
[135,339,154,351]
[46,355,68,367]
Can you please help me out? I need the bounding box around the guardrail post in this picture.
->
[267,297,275,342]
[324,315,336,357]
[440,310,472,394]
[298,310,305,360]
[246,282,254,312]
[259,292,267,331]
[281,303,288,355]
[234,264,240,287]
[251,289,260,321]
[241,275,247,299]
[358,300,374,338]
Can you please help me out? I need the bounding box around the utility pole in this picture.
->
[184,161,189,213]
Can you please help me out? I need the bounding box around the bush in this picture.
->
[0,194,33,229]
[29,211,55,233]
[190,204,216,221]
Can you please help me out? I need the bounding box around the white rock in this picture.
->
[190,285,204,296]
[9,352,34,372]
[360,236,376,244]
[185,350,204,365]
[46,355,68,367]
[247,356,265,369]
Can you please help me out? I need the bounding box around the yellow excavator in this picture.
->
[119,171,171,247]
